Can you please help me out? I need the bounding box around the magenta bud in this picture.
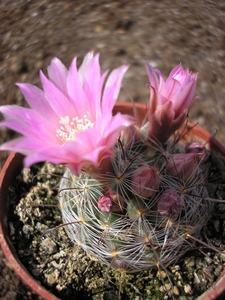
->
[157,189,184,217]
[131,165,159,198]
[166,153,197,181]
[98,196,113,212]
[97,191,125,213]
[185,142,209,162]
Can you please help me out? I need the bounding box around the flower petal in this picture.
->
[40,70,75,117]
[78,52,106,118]
[47,57,68,94]
[102,65,129,114]
[67,56,90,116]
[16,83,57,121]
[0,106,57,143]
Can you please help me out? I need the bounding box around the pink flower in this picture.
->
[131,165,159,198]
[0,52,136,175]
[145,63,198,143]
[157,189,184,217]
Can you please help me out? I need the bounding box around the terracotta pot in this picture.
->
[0,102,225,300]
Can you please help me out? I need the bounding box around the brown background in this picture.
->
[1,0,225,299]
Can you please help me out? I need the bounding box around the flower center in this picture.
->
[56,113,94,143]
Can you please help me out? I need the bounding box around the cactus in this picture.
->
[0,51,215,276]
[59,120,213,272]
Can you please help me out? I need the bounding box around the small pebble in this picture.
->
[184,284,192,294]
[173,286,179,295]
[40,237,57,254]
[22,224,33,235]
[184,257,195,267]
[204,256,212,264]
[46,270,59,285]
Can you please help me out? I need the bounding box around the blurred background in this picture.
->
[1,0,225,298]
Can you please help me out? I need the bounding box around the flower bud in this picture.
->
[131,165,159,198]
[98,196,113,212]
[166,153,197,181]
[119,125,141,149]
[157,189,184,217]
[185,142,209,162]
[97,191,125,213]
[145,63,198,143]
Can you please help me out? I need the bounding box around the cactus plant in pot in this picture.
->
[1,52,225,299]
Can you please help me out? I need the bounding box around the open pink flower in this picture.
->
[145,63,198,143]
[0,52,136,175]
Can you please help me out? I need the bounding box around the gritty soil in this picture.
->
[1,0,225,299]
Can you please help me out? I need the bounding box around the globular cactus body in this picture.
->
[59,124,213,272]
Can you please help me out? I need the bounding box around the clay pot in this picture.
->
[0,102,225,300]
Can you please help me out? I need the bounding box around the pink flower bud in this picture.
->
[98,196,113,212]
[145,63,198,143]
[97,191,125,213]
[131,165,159,198]
[119,125,140,149]
[166,153,197,181]
[185,142,209,162]
[157,189,184,217]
